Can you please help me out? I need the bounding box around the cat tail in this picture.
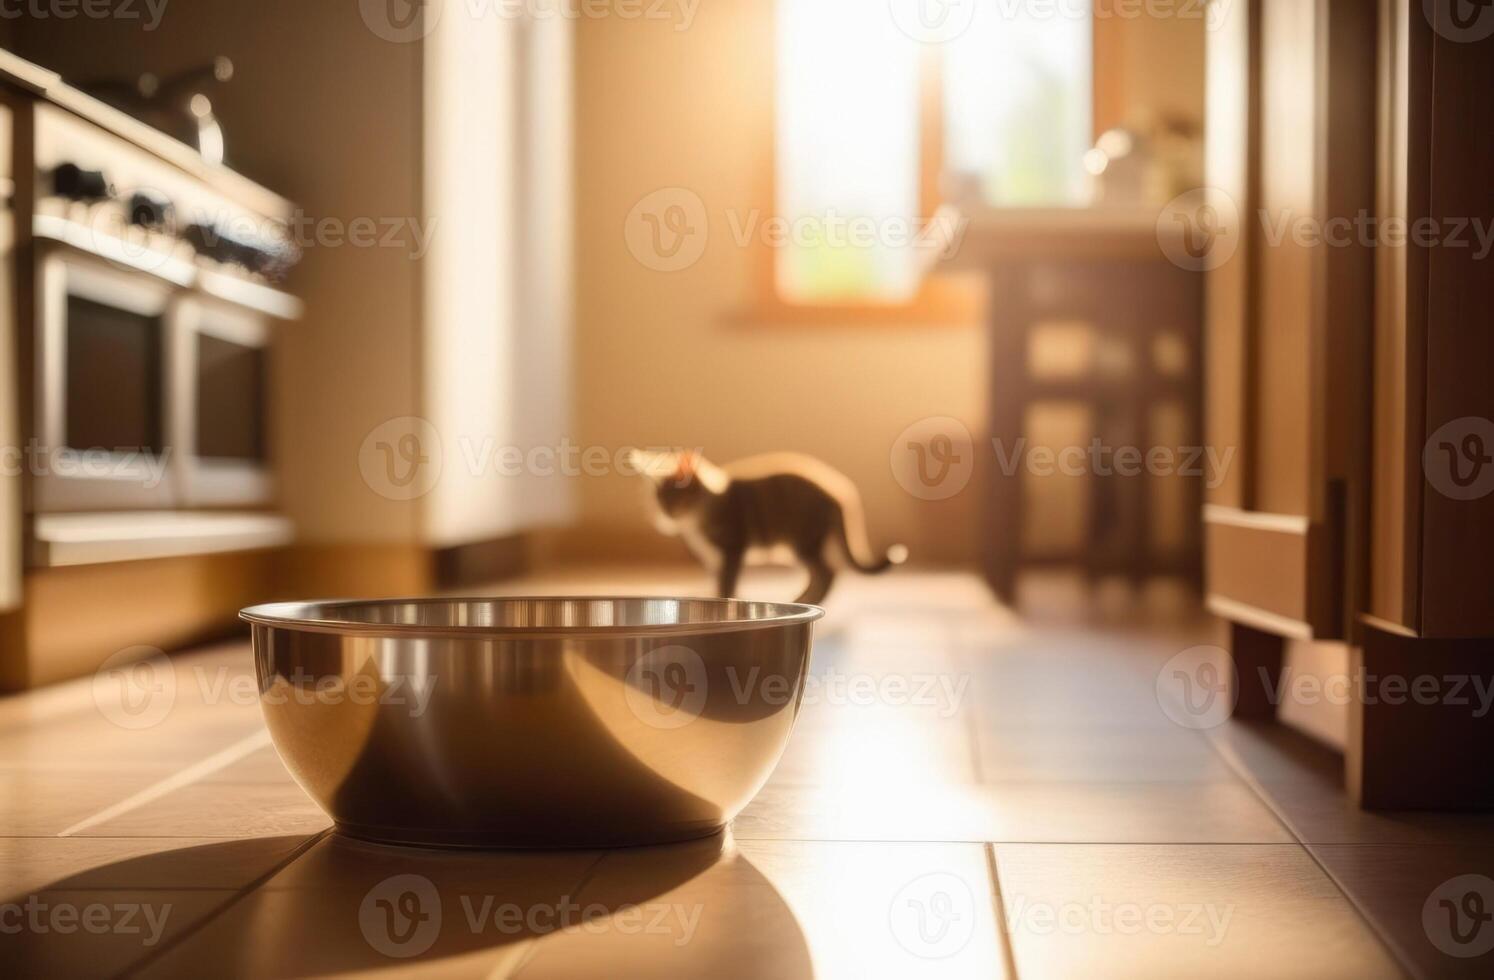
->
[833,504,909,574]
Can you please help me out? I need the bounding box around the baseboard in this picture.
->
[527,524,692,566]
[3,548,280,691]
[433,534,529,589]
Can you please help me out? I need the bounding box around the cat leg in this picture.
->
[795,559,835,606]
[716,549,744,599]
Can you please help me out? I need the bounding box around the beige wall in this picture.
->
[574,2,987,562]
[572,1,1203,563]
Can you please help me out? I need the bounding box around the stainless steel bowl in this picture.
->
[240,596,823,848]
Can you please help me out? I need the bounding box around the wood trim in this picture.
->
[1369,0,1421,632]
[1202,503,1309,534]
[1208,595,1314,640]
[1359,611,1416,640]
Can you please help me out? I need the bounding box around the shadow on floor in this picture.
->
[14,831,815,978]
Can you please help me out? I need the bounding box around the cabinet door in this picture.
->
[1372,0,1494,639]
[1203,0,1375,640]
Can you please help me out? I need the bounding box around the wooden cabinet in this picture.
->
[1203,0,1375,643]
[1349,0,1494,808]
[1370,0,1494,641]
[1205,0,1494,808]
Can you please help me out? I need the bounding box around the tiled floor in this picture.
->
[0,567,1488,978]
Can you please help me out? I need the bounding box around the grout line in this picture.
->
[730,837,1309,846]
[57,729,272,838]
[985,843,1021,980]
[1201,730,1419,979]
[491,850,610,980]
[115,827,332,980]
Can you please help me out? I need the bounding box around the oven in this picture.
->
[34,244,277,512]
[27,102,296,517]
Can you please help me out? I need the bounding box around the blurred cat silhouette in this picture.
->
[630,450,907,605]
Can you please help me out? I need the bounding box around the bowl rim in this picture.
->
[240,595,825,638]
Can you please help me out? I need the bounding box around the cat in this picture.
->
[630,449,907,605]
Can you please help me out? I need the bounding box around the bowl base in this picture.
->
[332,820,729,850]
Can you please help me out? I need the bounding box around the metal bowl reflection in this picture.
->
[240,596,823,848]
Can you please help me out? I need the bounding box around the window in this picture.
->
[942,4,1092,207]
[774,0,1093,306]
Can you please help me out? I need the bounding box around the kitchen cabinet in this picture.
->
[1204,0,1494,808]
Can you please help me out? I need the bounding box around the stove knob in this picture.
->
[128,191,171,230]
[51,163,113,202]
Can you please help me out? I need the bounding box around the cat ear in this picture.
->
[629,450,670,483]
[672,450,698,484]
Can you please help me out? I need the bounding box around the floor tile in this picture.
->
[974,727,1240,783]
[733,781,1294,844]
[770,713,979,787]
[515,838,1010,979]
[133,834,602,978]
[1313,845,1494,978]
[1211,722,1494,846]
[0,834,315,896]
[5,889,239,980]
[993,843,1402,979]
[0,771,168,837]
[75,780,330,839]
[197,744,301,785]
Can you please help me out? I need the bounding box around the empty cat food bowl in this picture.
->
[240,596,823,848]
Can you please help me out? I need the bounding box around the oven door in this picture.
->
[171,296,273,507]
[34,248,179,511]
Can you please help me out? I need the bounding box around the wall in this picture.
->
[573,1,987,562]
[572,0,1204,563]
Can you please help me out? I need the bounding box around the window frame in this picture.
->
[747,5,1107,326]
